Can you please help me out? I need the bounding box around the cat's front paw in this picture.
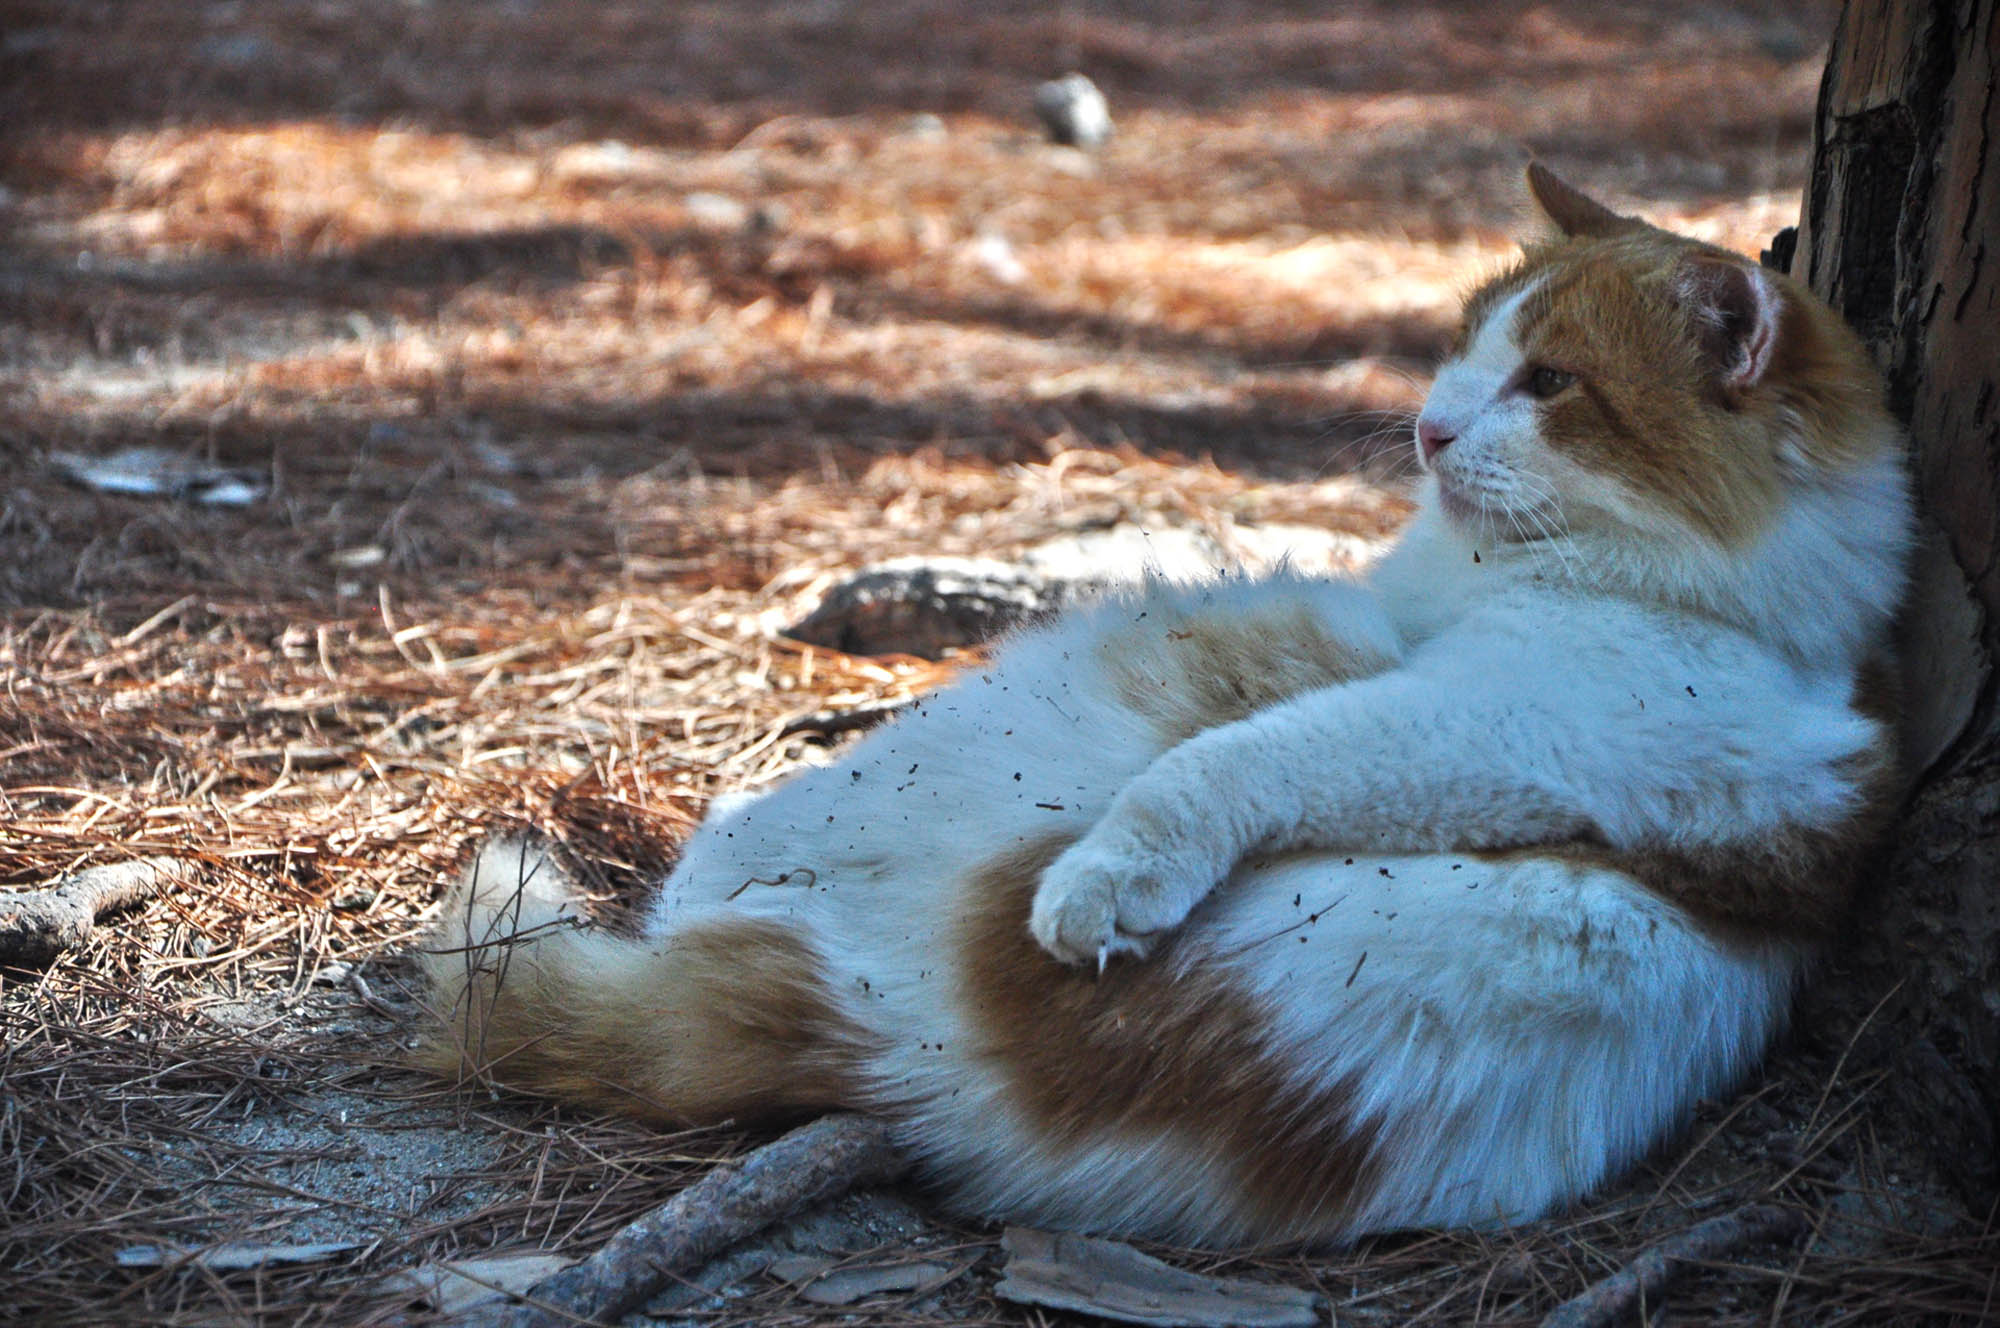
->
[1028,834,1209,968]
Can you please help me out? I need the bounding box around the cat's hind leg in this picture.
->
[414,833,873,1126]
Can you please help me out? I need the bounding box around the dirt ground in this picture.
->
[3,1,1996,1324]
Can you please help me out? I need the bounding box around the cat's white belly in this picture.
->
[904,849,1797,1243]
[660,830,1797,1245]
[1205,849,1798,1235]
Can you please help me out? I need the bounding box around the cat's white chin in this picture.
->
[1433,477,1495,527]
[1429,476,1570,546]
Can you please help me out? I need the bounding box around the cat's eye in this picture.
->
[1525,366,1576,399]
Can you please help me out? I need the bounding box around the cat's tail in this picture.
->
[413,833,869,1125]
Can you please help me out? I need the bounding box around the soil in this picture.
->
[2,2,1993,1324]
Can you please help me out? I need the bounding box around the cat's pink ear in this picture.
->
[1676,256,1784,395]
[1525,163,1642,239]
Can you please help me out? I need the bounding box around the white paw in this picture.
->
[1028,834,1210,968]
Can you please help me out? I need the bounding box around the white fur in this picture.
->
[1030,291,1907,966]
[1206,850,1801,1237]
[611,268,1909,1245]
[1417,284,1540,458]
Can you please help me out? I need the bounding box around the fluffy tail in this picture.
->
[413,833,867,1126]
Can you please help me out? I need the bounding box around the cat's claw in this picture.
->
[1029,833,1213,967]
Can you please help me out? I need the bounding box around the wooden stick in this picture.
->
[457,1113,911,1328]
[1539,1203,1808,1328]
[777,697,915,739]
[0,858,188,968]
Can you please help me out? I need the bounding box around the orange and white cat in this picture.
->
[418,167,1910,1247]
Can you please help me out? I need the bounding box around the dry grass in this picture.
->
[2,1,1994,1323]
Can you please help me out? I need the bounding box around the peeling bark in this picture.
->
[1796,0,2000,1199]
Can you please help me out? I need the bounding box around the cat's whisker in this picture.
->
[1368,360,1436,396]
[1505,484,1581,584]
[1503,505,1561,584]
[1311,410,1422,481]
[1500,505,1538,570]
[1518,481,1585,584]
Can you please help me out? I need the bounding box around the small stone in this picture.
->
[386,1252,574,1314]
[970,232,1028,285]
[683,191,751,229]
[1034,73,1113,149]
[788,556,1059,658]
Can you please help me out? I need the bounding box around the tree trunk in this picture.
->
[1794,0,2000,1200]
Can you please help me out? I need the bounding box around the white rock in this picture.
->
[684,192,751,229]
[1034,73,1113,148]
[971,231,1028,285]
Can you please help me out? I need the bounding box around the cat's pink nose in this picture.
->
[1417,417,1457,462]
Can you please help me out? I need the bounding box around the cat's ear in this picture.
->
[1525,163,1642,239]
[1675,255,1785,395]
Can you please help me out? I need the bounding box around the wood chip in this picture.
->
[384,1252,575,1314]
[116,1240,364,1271]
[995,1227,1323,1328]
[767,1253,961,1304]
[0,858,190,968]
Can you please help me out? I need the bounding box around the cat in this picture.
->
[416,165,1911,1248]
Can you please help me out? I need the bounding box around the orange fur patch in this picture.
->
[957,836,1381,1236]
[418,904,871,1127]
[1524,239,1783,543]
[1103,597,1396,746]
[1459,224,1895,547]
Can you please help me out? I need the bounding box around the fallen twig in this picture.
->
[116,1239,365,1271]
[777,698,916,739]
[455,1113,911,1328]
[1539,1203,1808,1328]
[0,857,190,968]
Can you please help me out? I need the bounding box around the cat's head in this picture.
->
[1418,164,1895,551]
[1412,165,1909,661]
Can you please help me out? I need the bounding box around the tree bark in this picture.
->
[1795,0,2000,1200]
